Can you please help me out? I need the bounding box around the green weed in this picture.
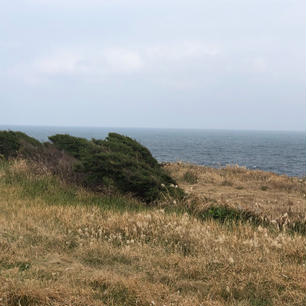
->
[182,171,198,184]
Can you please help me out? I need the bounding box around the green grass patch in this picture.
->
[196,205,263,224]
[182,171,198,184]
[0,260,31,272]
[287,221,306,236]
[0,161,146,213]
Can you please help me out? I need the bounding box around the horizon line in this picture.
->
[0,123,305,134]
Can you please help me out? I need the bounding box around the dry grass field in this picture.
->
[0,160,306,306]
[165,162,306,225]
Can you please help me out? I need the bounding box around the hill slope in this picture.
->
[0,160,306,306]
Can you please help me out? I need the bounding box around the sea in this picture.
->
[1,125,305,178]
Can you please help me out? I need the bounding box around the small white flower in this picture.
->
[257,226,263,232]
[228,257,234,264]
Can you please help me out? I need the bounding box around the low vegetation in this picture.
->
[0,131,41,159]
[182,170,198,184]
[165,162,306,230]
[0,159,306,306]
[0,132,306,306]
[0,130,183,203]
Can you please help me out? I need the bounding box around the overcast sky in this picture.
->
[0,0,305,131]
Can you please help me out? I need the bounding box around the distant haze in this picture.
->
[0,0,305,131]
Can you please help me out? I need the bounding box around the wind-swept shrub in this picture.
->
[104,133,159,168]
[49,133,183,203]
[0,131,20,158]
[0,131,41,159]
[48,134,97,160]
[0,130,183,203]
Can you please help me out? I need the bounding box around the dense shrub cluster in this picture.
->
[0,131,41,159]
[0,130,183,203]
[49,133,183,203]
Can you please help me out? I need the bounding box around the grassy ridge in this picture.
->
[0,159,306,306]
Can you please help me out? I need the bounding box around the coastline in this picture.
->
[1,125,305,177]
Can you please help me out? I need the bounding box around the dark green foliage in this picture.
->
[0,131,20,158]
[0,130,182,203]
[0,131,41,159]
[105,133,159,168]
[196,205,266,225]
[49,133,183,203]
[14,131,41,147]
[48,134,97,160]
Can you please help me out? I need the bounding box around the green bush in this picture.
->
[0,130,183,203]
[49,133,183,203]
[14,131,41,147]
[48,134,97,160]
[0,131,41,159]
[0,131,20,158]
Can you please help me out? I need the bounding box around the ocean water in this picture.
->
[1,125,305,177]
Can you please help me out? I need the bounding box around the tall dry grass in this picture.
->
[165,162,306,223]
[0,160,305,306]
